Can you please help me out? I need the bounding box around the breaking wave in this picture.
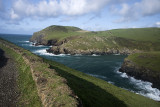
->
[33,48,69,57]
[117,71,160,101]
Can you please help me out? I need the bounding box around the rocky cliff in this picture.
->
[119,56,160,90]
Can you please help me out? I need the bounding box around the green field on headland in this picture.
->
[128,52,160,72]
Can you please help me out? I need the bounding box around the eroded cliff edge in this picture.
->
[119,53,160,90]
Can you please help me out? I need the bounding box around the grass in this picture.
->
[0,38,78,107]
[0,44,42,106]
[31,25,84,41]
[109,28,160,42]
[127,52,160,74]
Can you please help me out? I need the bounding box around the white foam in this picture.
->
[92,54,100,56]
[87,73,107,79]
[120,72,129,78]
[113,53,120,55]
[130,76,160,101]
[19,41,30,43]
[33,45,45,47]
[24,41,29,43]
[117,71,160,101]
[28,43,47,47]
[74,54,82,56]
[33,48,68,57]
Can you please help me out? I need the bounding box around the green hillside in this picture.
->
[30,26,160,55]
[31,26,160,42]
[31,25,84,42]
[109,28,160,42]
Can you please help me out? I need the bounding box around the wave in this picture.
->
[74,54,82,56]
[30,44,46,47]
[117,71,160,101]
[24,41,30,43]
[33,48,69,57]
[19,40,30,43]
[92,54,100,56]
[113,53,120,55]
[74,54,100,56]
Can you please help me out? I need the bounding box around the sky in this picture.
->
[0,0,160,34]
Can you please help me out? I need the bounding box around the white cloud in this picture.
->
[10,9,19,20]
[60,0,109,15]
[155,22,160,27]
[119,3,129,15]
[10,0,111,20]
[113,0,160,23]
[140,0,160,16]
[8,0,129,21]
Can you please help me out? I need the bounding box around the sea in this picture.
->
[0,34,160,101]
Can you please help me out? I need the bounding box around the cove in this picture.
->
[0,34,160,101]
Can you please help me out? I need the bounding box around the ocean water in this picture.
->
[0,34,160,101]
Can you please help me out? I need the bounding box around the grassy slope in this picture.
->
[127,52,160,75]
[109,28,160,42]
[32,26,160,42]
[32,25,84,41]
[0,44,42,106]
[0,38,78,107]
[44,58,160,107]
[31,26,160,51]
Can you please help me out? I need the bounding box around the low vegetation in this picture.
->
[0,38,79,107]
[0,41,42,106]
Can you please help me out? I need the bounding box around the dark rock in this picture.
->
[47,39,57,46]
[119,59,160,90]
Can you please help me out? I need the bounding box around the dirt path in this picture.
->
[0,48,19,107]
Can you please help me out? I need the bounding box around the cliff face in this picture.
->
[119,58,160,90]
[47,45,140,55]
[46,35,146,55]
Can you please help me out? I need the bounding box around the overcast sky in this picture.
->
[0,0,160,34]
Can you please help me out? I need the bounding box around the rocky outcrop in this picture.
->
[119,59,160,90]
[47,46,141,55]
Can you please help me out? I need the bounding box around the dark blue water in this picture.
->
[0,34,160,101]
